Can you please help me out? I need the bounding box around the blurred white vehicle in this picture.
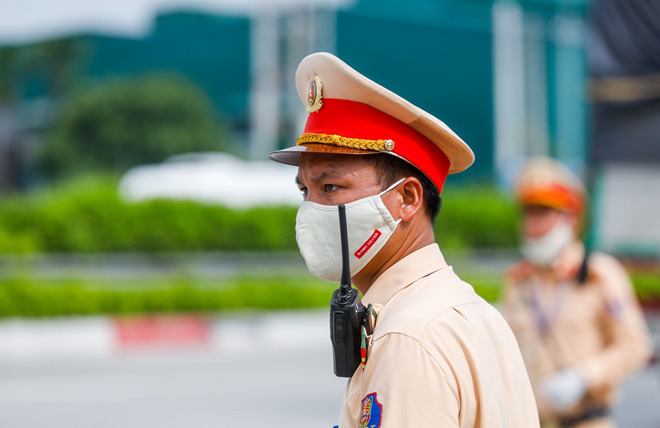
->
[118,152,302,207]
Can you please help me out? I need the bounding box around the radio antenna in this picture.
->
[338,204,351,295]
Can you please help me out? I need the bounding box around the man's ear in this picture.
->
[398,177,424,222]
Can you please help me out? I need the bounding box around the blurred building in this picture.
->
[588,0,660,258]
[0,0,590,182]
[1,0,658,258]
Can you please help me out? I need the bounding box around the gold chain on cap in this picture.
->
[296,133,395,151]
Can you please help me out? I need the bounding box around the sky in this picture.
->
[0,0,353,44]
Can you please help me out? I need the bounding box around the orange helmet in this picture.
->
[515,157,586,214]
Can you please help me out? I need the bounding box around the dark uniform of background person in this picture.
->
[501,157,652,428]
[268,52,540,427]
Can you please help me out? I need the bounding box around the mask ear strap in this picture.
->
[379,177,407,196]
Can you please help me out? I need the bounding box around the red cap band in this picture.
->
[302,98,451,193]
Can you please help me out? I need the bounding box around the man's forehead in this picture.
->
[300,152,369,166]
[297,154,375,180]
[296,167,342,184]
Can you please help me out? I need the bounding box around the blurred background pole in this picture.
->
[493,0,589,186]
[249,6,280,161]
[285,8,312,142]
[523,11,550,159]
[283,4,338,148]
[492,0,526,187]
[248,2,339,161]
[553,12,588,177]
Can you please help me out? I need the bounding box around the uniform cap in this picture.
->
[515,157,586,213]
[267,52,474,194]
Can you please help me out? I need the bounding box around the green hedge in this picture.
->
[0,176,520,254]
[629,272,660,303]
[0,272,654,318]
[436,186,519,249]
[0,176,298,253]
[0,275,497,318]
[0,276,333,317]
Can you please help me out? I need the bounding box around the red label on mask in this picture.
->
[355,230,382,259]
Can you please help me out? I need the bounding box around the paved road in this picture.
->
[0,312,346,428]
[613,365,660,427]
[0,348,345,427]
[0,311,657,428]
[0,351,347,428]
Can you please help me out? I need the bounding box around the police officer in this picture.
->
[501,157,652,428]
[269,52,539,427]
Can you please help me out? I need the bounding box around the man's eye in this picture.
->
[323,184,338,193]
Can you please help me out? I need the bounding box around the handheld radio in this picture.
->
[330,204,368,377]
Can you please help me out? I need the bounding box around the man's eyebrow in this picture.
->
[295,169,341,186]
[310,169,340,183]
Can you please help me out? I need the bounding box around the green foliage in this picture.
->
[0,177,520,254]
[40,74,224,177]
[436,186,520,249]
[0,228,41,254]
[629,272,660,303]
[0,176,299,253]
[465,271,660,304]
[461,273,502,302]
[0,271,654,318]
[0,276,333,318]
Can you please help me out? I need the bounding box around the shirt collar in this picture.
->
[362,243,448,308]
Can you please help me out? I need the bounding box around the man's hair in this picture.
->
[364,154,442,223]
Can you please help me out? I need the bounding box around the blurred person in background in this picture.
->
[269,52,539,428]
[501,157,653,428]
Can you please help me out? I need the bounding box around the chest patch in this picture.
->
[359,392,382,428]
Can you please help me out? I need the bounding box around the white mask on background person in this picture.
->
[521,216,574,267]
[295,178,405,282]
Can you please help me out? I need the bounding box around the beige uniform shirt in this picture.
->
[502,242,652,426]
[338,244,539,428]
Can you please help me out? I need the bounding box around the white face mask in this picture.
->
[521,217,574,267]
[295,178,405,282]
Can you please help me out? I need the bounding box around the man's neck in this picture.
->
[352,227,435,295]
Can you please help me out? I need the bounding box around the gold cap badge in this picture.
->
[306,75,323,113]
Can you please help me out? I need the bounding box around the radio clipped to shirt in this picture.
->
[330,204,369,377]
